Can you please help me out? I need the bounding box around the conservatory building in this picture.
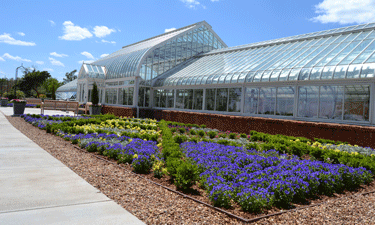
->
[77,21,375,125]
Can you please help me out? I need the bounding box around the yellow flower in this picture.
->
[354,145,359,147]
[133,154,138,159]
[129,139,132,142]
[144,139,147,141]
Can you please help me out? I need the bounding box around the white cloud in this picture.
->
[17,32,25,36]
[78,60,95,64]
[100,53,109,58]
[2,53,32,62]
[180,0,202,9]
[50,52,68,57]
[0,33,36,46]
[43,68,54,72]
[0,56,4,61]
[36,61,44,65]
[49,20,56,26]
[59,21,93,41]
[101,39,116,44]
[49,57,64,67]
[311,0,375,24]
[81,51,94,59]
[93,26,116,38]
[165,27,176,33]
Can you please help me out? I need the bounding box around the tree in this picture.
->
[62,69,77,85]
[42,78,62,100]
[91,82,99,105]
[18,69,51,98]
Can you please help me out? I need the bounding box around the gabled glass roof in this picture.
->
[156,23,375,87]
[90,21,226,80]
[56,79,78,92]
[78,63,106,79]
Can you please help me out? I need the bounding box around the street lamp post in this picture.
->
[14,64,26,99]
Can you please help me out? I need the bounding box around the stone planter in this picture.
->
[0,99,8,107]
[13,102,26,116]
[89,105,102,115]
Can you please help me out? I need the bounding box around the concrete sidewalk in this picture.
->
[0,108,144,225]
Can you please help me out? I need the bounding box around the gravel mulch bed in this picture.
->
[6,115,375,224]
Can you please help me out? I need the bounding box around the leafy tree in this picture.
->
[91,82,99,105]
[62,69,77,85]
[42,78,62,100]
[18,69,51,98]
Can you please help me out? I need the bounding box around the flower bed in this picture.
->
[19,114,375,216]
[181,141,373,212]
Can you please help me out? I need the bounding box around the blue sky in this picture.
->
[1,0,375,82]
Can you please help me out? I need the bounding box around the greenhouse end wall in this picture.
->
[101,105,375,148]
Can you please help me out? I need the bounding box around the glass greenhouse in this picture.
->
[77,21,375,125]
[56,79,77,101]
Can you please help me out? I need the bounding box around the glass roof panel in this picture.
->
[230,73,240,83]
[261,71,272,82]
[298,68,312,80]
[252,71,263,82]
[309,67,323,80]
[352,41,375,64]
[278,69,291,81]
[346,64,362,79]
[269,70,281,81]
[333,65,348,79]
[321,66,335,79]
[360,63,375,78]
[288,68,301,80]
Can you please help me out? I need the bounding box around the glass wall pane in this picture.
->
[230,73,240,83]
[166,89,174,108]
[160,89,166,108]
[218,74,227,84]
[216,88,228,111]
[245,72,255,82]
[176,89,184,109]
[184,89,193,109]
[138,88,145,107]
[319,86,344,120]
[258,87,276,115]
[118,88,123,105]
[153,90,161,107]
[276,87,294,116]
[193,89,203,110]
[128,87,134,105]
[298,86,319,118]
[244,88,258,114]
[333,65,348,79]
[205,89,216,110]
[145,88,150,107]
[360,63,375,78]
[228,88,242,112]
[344,85,370,121]
[320,66,335,79]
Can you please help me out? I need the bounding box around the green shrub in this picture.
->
[229,133,237,139]
[173,135,188,144]
[86,143,98,152]
[207,131,217,139]
[218,133,227,138]
[171,127,177,133]
[217,139,230,145]
[132,155,153,174]
[166,158,183,179]
[189,137,199,143]
[200,124,206,128]
[240,133,247,138]
[189,129,197,135]
[246,142,260,151]
[198,130,205,137]
[174,161,199,190]
[178,127,186,134]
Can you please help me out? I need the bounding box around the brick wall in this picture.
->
[102,106,375,148]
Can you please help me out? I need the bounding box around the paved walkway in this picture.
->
[0,107,144,225]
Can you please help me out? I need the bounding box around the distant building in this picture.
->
[56,79,77,101]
